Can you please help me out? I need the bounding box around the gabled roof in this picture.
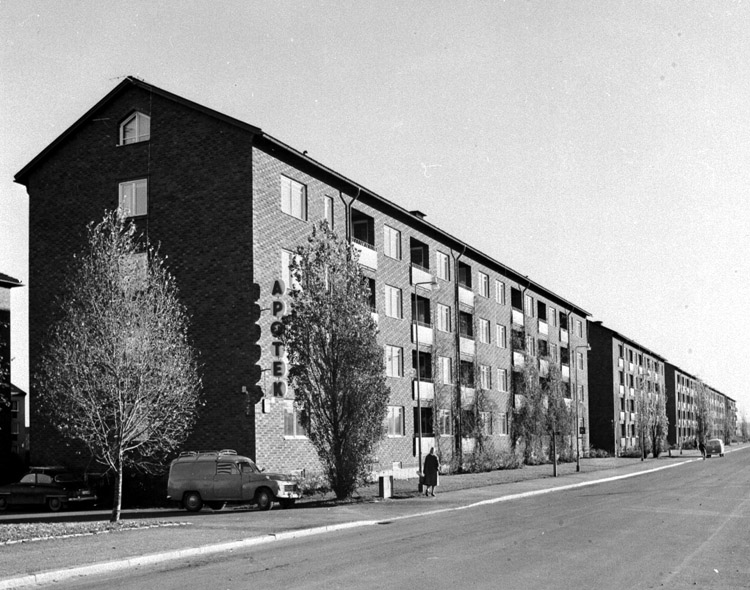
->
[0,273,22,289]
[14,76,262,185]
[15,77,590,317]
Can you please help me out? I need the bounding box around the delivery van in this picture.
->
[167,449,301,512]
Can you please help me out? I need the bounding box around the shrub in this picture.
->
[294,472,331,497]
[587,448,610,458]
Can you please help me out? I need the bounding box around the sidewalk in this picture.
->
[0,449,727,589]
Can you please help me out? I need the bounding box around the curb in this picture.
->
[0,452,739,590]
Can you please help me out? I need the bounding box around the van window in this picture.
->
[238,460,260,473]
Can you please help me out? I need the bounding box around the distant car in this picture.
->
[0,467,98,512]
[704,439,725,458]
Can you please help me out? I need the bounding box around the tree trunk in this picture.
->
[110,451,123,523]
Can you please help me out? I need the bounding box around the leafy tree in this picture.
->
[694,380,713,445]
[283,223,390,500]
[36,211,202,522]
[634,375,669,459]
[740,412,749,444]
[511,354,546,464]
[542,360,574,463]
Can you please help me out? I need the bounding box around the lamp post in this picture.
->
[414,276,439,492]
[573,344,591,473]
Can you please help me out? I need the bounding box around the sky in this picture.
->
[1,1,749,419]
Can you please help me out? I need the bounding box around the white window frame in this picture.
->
[283,401,307,438]
[549,307,556,327]
[524,294,534,317]
[436,251,451,281]
[576,319,583,338]
[498,368,508,392]
[479,318,491,344]
[496,324,507,349]
[495,280,505,305]
[385,406,405,437]
[577,351,584,370]
[438,408,452,435]
[480,411,493,436]
[280,175,307,220]
[436,303,451,332]
[119,178,148,218]
[480,364,492,390]
[498,412,508,435]
[384,285,402,319]
[119,112,150,145]
[478,272,490,298]
[386,345,403,377]
[323,195,334,228]
[383,225,401,260]
[440,356,453,385]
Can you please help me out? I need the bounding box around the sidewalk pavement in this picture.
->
[0,448,732,589]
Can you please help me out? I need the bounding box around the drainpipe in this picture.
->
[339,187,361,243]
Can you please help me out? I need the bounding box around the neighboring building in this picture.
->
[15,77,590,476]
[10,384,28,460]
[587,321,667,456]
[0,272,22,460]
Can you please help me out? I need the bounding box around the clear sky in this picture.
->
[1,1,749,419]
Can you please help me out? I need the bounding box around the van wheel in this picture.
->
[47,497,63,512]
[183,492,203,512]
[255,488,273,511]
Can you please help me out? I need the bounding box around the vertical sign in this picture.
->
[270,279,288,396]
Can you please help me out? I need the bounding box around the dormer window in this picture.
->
[119,112,151,145]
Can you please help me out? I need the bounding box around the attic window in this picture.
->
[119,112,151,145]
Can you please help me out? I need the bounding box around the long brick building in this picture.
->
[15,77,592,477]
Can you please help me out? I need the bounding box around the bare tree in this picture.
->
[283,223,390,500]
[36,211,202,522]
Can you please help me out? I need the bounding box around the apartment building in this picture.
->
[587,321,667,456]
[16,77,590,476]
[0,272,22,462]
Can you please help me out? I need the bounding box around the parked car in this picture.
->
[167,449,301,512]
[0,467,98,512]
[704,438,725,458]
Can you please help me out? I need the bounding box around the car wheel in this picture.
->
[255,488,274,511]
[47,497,63,512]
[279,499,296,509]
[183,492,203,512]
[0,496,7,511]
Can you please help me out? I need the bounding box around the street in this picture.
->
[53,451,750,590]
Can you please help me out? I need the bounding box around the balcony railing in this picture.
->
[411,264,434,288]
[538,320,548,336]
[512,308,524,326]
[460,336,476,356]
[412,323,434,346]
[560,328,569,344]
[458,285,474,307]
[352,239,377,270]
[413,379,435,400]
[461,386,476,404]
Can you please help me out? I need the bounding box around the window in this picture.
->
[324,195,334,228]
[550,344,558,363]
[385,345,403,377]
[384,285,402,319]
[525,334,535,356]
[280,175,307,220]
[549,307,556,326]
[385,406,405,436]
[384,225,401,259]
[480,365,492,390]
[119,179,148,217]
[495,280,506,304]
[577,351,584,370]
[283,401,307,437]
[498,412,508,435]
[437,303,451,332]
[478,272,490,297]
[619,371,625,385]
[618,344,624,358]
[438,409,452,435]
[440,356,453,384]
[576,319,583,338]
[459,311,474,338]
[524,294,534,317]
[537,301,547,322]
[414,407,434,436]
[496,324,507,348]
[281,250,292,289]
[436,251,451,281]
[119,112,150,145]
[480,411,493,435]
[478,318,491,344]
[11,400,18,415]
[498,368,508,392]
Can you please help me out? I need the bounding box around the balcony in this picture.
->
[618,358,624,369]
[562,365,570,381]
[412,323,434,347]
[461,386,475,404]
[512,309,524,326]
[352,238,377,270]
[460,336,476,356]
[513,350,525,368]
[413,379,435,401]
[538,320,548,336]
[619,411,625,422]
[458,285,474,307]
[411,265,434,288]
[619,384,625,395]
[539,358,549,377]
[560,328,569,344]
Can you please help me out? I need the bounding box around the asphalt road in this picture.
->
[54,451,749,590]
